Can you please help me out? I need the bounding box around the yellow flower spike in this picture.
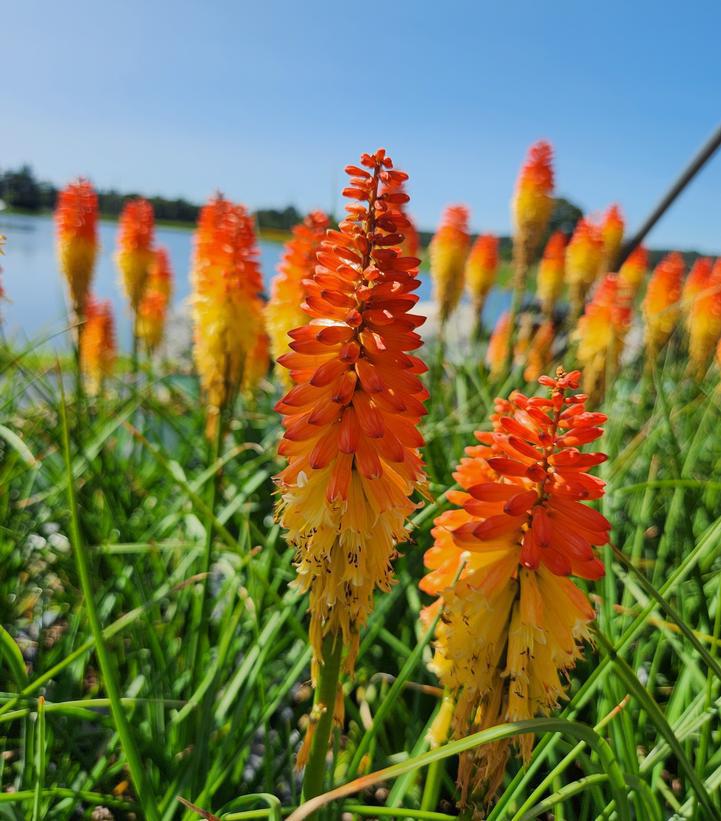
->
[81,298,117,395]
[430,205,470,326]
[566,217,604,320]
[55,179,99,321]
[686,257,721,377]
[191,195,265,436]
[600,204,624,272]
[511,141,555,272]
[266,211,329,385]
[116,198,155,312]
[523,320,555,382]
[465,234,499,331]
[536,230,566,318]
[136,248,174,354]
[575,274,632,397]
[486,311,511,379]
[642,251,685,357]
[618,245,649,297]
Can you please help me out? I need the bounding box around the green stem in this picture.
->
[191,413,225,692]
[58,373,160,821]
[301,633,344,805]
[420,758,445,813]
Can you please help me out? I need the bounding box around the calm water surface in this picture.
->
[0,212,506,351]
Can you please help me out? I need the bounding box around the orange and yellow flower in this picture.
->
[686,257,721,376]
[523,320,555,382]
[600,204,624,272]
[466,234,499,320]
[266,211,330,383]
[191,195,265,435]
[430,205,470,325]
[421,369,607,807]
[380,171,419,258]
[575,274,631,396]
[486,311,511,379]
[511,141,554,271]
[116,198,155,312]
[275,149,428,675]
[137,247,174,353]
[618,245,648,297]
[566,218,604,317]
[642,251,685,356]
[55,179,99,318]
[536,230,567,316]
[81,298,117,394]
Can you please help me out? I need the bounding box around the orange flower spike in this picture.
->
[116,198,155,311]
[81,298,117,395]
[380,172,419,258]
[466,234,500,316]
[687,258,721,376]
[575,274,631,396]
[421,369,606,807]
[191,195,265,434]
[536,231,567,317]
[430,205,470,325]
[486,311,511,379]
[600,204,624,272]
[642,251,685,356]
[266,211,329,383]
[55,178,99,317]
[523,320,555,382]
[512,140,554,271]
[566,218,604,317]
[148,246,173,301]
[275,149,428,674]
[136,290,167,353]
[618,245,649,297]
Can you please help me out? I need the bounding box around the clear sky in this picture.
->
[3,0,721,252]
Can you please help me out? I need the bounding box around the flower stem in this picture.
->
[58,370,159,820]
[420,758,445,813]
[302,633,344,806]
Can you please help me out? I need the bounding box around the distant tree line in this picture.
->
[0,165,705,266]
[0,165,304,232]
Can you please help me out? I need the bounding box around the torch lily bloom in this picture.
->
[137,247,174,353]
[642,251,685,357]
[191,195,265,435]
[55,178,99,319]
[618,245,649,297]
[421,369,606,808]
[486,311,511,379]
[536,231,567,317]
[686,258,721,376]
[566,218,604,319]
[116,198,155,312]
[511,140,554,277]
[523,320,555,382]
[466,234,500,330]
[266,211,329,384]
[600,204,624,272]
[575,274,631,397]
[430,205,470,326]
[81,298,117,395]
[275,149,428,676]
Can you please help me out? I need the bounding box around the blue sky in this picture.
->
[3,0,721,251]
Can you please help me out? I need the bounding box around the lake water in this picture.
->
[0,212,507,351]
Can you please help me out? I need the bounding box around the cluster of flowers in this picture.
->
[420,368,607,806]
[55,181,175,392]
